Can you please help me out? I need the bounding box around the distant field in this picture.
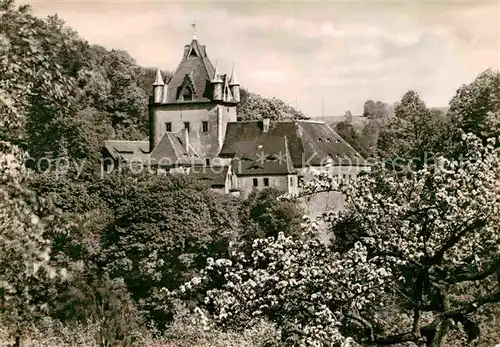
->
[321,115,366,131]
[320,106,450,131]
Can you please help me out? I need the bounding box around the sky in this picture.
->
[19,0,500,118]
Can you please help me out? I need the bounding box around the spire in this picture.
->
[211,61,223,83]
[229,63,239,86]
[153,68,164,86]
[191,22,197,40]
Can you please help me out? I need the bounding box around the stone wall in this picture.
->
[236,174,297,199]
[297,164,371,244]
[150,102,237,158]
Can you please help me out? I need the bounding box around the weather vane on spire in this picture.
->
[191,22,197,40]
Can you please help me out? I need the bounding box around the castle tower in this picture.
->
[148,27,240,159]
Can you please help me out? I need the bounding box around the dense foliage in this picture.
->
[332,101,393,158]
[449,69,500,142]
[377,91,455,166]
[333,120,372,158]
[238,188,304,243]
[0,0,168,169]
[237,88,307,121]
[100,173,240,326]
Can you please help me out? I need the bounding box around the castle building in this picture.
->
[102,30,370,197]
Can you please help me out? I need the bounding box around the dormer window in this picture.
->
[182,87,193,101]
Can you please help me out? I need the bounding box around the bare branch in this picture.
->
[429,219,486,265]
[452,258,500,283]
[345,312,374,342]
[442,290,500,318]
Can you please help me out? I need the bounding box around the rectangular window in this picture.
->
[165,122,172,132]
[184,122,190,132]
[289,176,293,186]
[253,178,258,187]
[205,158,210,166]
[263,178,269,186]
[202,121,208,132]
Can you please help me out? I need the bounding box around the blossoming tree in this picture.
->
[316,133,500,345]
[171,132,500,346]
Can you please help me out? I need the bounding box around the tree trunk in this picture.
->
[430,319,450,347]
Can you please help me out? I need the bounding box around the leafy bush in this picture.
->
[238,188,304,244]
[0,318,99,347]
[154,301,281,347]
[98,172,241,328]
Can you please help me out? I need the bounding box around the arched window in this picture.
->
[182,87,192,101]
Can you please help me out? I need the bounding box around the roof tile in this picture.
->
[220,120,369,169]
[103,140,149,162]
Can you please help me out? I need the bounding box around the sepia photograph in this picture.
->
[0,0,499,346]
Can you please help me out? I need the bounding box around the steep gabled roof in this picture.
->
[149,133,204,166]
[103,140,149,162]
[223,127,296,176]
[220,120,368,168]
[191,166,229,187]
[165,38,215,103]
[220,121,302,162]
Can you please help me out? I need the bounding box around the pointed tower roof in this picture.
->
[229,63,239,86]
[223,74,234,102]
[211,62,223,83]
[153,69,165,86]
[165,31,215,103]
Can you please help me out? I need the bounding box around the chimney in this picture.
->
[262,118,270,133]
[182,128,189,152]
